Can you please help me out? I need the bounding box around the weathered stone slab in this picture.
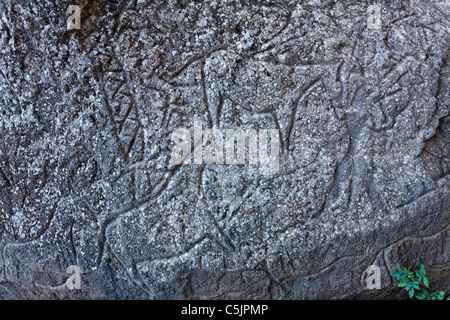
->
[0,0,448,299]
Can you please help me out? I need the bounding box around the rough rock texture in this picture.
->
[0,0,449,299]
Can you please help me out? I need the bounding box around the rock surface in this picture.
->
[0,0,449,299]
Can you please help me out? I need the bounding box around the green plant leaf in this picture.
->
[436,291,445,300]
[423,276,429,288]
[416,293,425,300]
[419,263,426,277]
[409,289,414,298]
[421,288,430,299]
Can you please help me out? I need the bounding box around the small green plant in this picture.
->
[390,263,445,300]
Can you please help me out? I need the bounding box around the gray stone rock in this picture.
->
[0,0,448,299]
